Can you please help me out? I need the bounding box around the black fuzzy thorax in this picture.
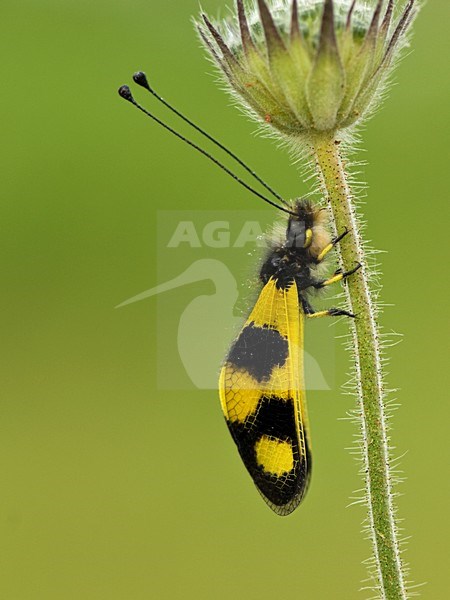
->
[260,199,324,294]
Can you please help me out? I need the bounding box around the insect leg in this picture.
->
[307,308,355,319]
[312,262,361,289]
[316,229,349,262]
[301,297,355,319]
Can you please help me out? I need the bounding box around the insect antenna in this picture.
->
[118,85,296,216]
[132,71,289,208]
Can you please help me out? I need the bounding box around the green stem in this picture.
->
[312,136,406,599]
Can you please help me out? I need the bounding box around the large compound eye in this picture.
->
[286,220,306,248]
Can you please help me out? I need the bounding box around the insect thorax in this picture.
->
[260,199,331,292]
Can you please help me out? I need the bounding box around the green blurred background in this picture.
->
[1,1,448,598]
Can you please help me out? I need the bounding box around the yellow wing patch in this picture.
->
[248,278,297,339]
[255,435,294,476]
[219,367,260,423]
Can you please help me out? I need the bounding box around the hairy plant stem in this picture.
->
[311,135,406,599]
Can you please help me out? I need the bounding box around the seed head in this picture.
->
[197,0,417,139]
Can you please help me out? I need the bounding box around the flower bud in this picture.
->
[197,0,416,139]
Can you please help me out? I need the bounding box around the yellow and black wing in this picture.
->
[219,277,311,515]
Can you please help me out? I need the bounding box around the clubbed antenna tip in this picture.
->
[133,71,152,91]
[118,85,134,102]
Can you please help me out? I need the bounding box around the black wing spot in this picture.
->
[227,322,288,382]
